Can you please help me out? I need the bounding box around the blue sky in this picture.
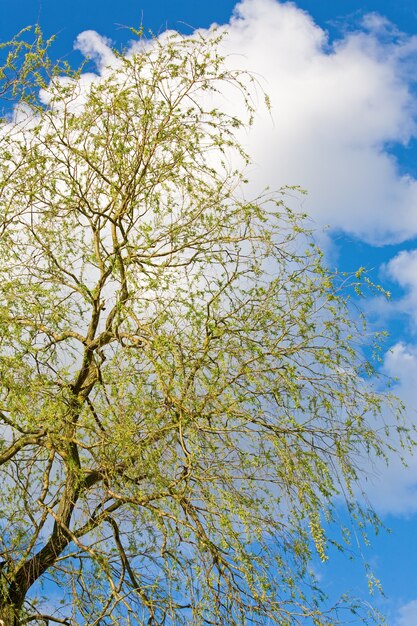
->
[4,0,417,43]
[4,0,417,623]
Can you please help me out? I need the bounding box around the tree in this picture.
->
[0,27,409,626]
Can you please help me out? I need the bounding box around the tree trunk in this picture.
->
[0,604,20,626]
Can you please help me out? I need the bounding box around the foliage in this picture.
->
[0,26,409,625]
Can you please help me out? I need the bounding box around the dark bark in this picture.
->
[0,442,106,624]
[1,438,81,621]
[0,351,107,624]
[0,604,19,626]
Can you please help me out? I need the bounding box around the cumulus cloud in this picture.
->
[396,599,417,626]
[214,3,417,514]
[218,0,417,243]
[14,0,417,515]
[386,249,417,291]
[74,30,116,71]
[66,1,417,244]
[39,32,120,109]
[360,342,417,515]
[310,247,417,515]
[372,248,417,334]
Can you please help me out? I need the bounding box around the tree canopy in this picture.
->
[0,27,410,626]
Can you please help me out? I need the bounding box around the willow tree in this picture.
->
[0,27,407,626]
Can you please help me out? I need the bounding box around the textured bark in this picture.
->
[0,604,19,626]
[0,437,103,622]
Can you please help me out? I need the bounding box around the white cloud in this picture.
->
[10,0,417,516]
[215,3,417,517]
[359,342,417,516]
[74,30,116,71]
[217,0,417,244]
[56,1,417,244]
[376,248,417,329]
[386,249,417,292]
[396,599,417,626]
